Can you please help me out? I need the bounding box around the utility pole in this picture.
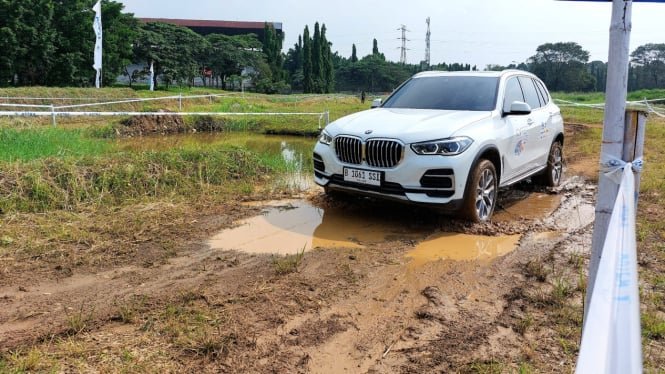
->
[397,24,410,64]
[425,17,432,69]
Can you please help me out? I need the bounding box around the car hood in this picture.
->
[326,108,492,143]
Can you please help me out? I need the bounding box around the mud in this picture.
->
[406,233,522,265]
[118,112,187,137]
[208,200,432,255]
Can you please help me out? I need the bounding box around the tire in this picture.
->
[461,159,498,223]
[534,142,563,187]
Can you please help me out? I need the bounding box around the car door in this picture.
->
[518,76,550,171]
[501,76,532,182]
[534,79,560,165]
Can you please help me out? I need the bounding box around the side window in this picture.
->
[518,76,541,109]
[534,80,550,105]
[503,77,524,113]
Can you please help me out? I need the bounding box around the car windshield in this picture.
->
[381,76,499,111]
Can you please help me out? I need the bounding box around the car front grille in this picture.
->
[366,140,403,168]
[334,136,403,168]
[334,136,362,165]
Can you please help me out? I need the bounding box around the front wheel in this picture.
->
[534,142,563,187]
[461,159,498,223]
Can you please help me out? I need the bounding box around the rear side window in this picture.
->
[534,80,550,105]
[518,76,542,109]
[503,77,524,113]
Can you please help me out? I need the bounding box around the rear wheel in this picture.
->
[534,142,563,187]
[461,159,498,223]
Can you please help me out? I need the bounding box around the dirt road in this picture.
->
[0,176,598,372]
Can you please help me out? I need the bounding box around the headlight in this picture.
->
[411,137,474,156]
[319,130,333,145]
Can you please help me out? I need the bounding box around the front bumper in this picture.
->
[313,141,475,210]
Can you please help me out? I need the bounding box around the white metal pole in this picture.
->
[586,0,633,319]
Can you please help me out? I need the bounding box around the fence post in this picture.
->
[325,111,330,126]
[178,92,183,111]
[51,104,56,127]
[623,110,647,206]
[586,0,633,321]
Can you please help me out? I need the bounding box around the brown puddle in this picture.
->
[406,233,521,267]
[493,193,562,222]
[208,200,429,255]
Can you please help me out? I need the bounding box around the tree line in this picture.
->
[488,41,665,93]
[1,1,664,94]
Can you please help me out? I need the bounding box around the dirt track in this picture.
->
[0,171,598,372]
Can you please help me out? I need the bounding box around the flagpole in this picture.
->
[93,0,103,89]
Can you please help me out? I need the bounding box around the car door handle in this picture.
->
[527,118,534,125]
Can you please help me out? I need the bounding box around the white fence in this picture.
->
[576,160,643,373]
[0,93,333,128]
[554,97,665,118]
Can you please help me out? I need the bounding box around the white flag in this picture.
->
[92,0,103,88]
[149,61,155,91]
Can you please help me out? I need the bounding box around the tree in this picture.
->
[528,42,594,91]
[5,0,57,85]
[101,1,139,86]
[302,26,313,93]
[630,43,665,88]
[588,60,607,92]
[321,24,334,93]
[262,23,284,80]
[372,39,379,55]
[47,0,93,86]
[351,44,358,63]
[284,36,303,91]
[311,22,323,92]
[205,33,263,89]
[134,22,208,89]
[0,0,18,85]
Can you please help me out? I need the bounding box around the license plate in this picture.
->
[343,167,382,186]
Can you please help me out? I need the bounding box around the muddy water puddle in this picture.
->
[208,200,431,255]
[406,233,522,266]
[208,199,523,265]
[494,192,562,222]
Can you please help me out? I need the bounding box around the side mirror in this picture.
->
[371,98,382,108]
[506,101,531,115]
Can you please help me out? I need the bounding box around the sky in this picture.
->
[117,0,665,68]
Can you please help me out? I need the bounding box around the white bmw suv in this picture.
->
[313,70,564,222]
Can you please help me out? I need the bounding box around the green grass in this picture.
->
[0,146,269,213]
[0,128,112,162]
[273,247,306,275]
[552,89,665,104]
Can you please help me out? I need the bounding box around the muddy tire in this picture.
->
[461,159,498,223]
[533,142,563,187]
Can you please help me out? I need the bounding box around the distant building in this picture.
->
[119,18,283,88]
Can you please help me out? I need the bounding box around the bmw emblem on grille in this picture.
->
[365,130,373,135]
